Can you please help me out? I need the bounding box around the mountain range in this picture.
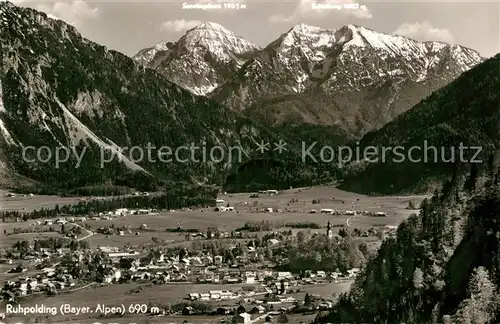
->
[0,2,349,194]
[0,1,496,196]
[316,52,500,320]
[135,22,483,136]
[0,2,289,193]
[339,53,500,194]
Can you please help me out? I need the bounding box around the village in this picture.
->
[0,186,419,323]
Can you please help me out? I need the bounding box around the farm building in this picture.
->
[214,206,234,212]
[233,312,252,324]
[114,208,129,216]
[251,305,266,314]
[259,189,279,195]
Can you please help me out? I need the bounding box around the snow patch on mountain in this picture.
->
[134,21,261,96]
[0,81,13,145]
[0,118,16,146]
[343,25,366,48]
[181,21,258,58]
[55,97,146,172]
[278,23,336,60]
[133,41,171,66]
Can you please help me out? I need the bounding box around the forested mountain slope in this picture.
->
[0,2,346,193]
[317,154,500,323]
[339,53,500,194]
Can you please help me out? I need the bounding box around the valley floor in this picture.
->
[0,185,427,323]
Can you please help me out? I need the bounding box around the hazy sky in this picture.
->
[11,0,500,58]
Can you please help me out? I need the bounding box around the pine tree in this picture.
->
[413,267,424,289]
[453,267,498,324]
[465,162,480,191]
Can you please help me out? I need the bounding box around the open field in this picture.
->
[83,213,400,248]
[0,222,70,248]
[0,231,63,249]
[0,192,139,213]
[0,195,84,212]
[219,185,425,216]
[4,282,256,322]
[77,185,425,247]
[0,185,426,249]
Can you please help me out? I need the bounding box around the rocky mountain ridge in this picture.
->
[1,2,321,193]
[136,22,483,136]
[339,53,499,194]
[134,22,260,96]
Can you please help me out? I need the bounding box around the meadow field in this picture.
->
[77,185,425,247]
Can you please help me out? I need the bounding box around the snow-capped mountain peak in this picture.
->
[180,21,259,56]
[133,21,261,96]
[290,23,321,34]
[188,21,232,34]
[277,24,337,54]
[209,23,484,134]
[133,41,174,65]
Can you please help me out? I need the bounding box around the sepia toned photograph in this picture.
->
[0,0,499,323]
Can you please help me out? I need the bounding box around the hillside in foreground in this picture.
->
[317,153,500,323]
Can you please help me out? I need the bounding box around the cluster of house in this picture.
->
[2,263,80,299]
[95,208,155,219]
[29,218,68,226]
[309,209,388,217]
[214,206,235,212]
[70,246,362,290]
[258,190,279,195]
[188,289,255,301]
[70,208,153,222]
[222,204,390,217]
[3,274,75,299]
[5,247,80,265]
[34,208,156,225]
[185,269,361,303]
[181,293,335,323]
[132,191,150,196]
[4,193,33,198]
